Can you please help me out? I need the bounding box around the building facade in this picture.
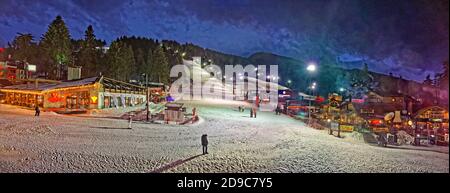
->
[0,61,36,82]
[0,76,146,111]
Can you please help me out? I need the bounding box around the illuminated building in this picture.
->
[0,76,147,111]
[0,61,36,82]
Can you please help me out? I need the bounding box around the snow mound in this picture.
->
[397,130,414,145]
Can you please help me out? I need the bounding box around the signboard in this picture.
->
[27,64,36,72]
[431,118,443,122]
[430,110,446,119]
[372,127,389,133]
[339,125,354,132]
[351,99,364,103]
[330,122,339,131]
[302,95,316,101]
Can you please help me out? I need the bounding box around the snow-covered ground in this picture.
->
[0,101,448,173]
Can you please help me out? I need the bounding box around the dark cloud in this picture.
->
[0,0,448,81]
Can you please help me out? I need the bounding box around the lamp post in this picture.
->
[309,83,316,126]
[142,73,149,121]
[306,62,316,126]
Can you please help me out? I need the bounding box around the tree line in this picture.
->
[0,16,211,85]
[1,15,448,95]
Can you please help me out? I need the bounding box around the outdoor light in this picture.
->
[339,88,345,92]
[312,82,316,86]
[254,68,258,71]
[267,75,271,79]
[307,63,316,72]
[408,120,413,126]
[287,80,292,84]
[327,119,331,122]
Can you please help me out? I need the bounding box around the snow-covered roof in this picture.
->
[0,79,12,87]
[1,76,100,92]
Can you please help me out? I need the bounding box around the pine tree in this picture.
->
[105,41,135,81]
[134,48,146,76]
[145,48,154,81]
[148,46,170,84]
[76,25,100,77]
[10,33,39,63]
[362,63,369,74]
[123,45,135,81]
[423,74,433,86]
[435,60,449,89]
[40,15,72,80]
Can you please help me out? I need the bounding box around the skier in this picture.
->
[34,106,40,117]
[201,134,208,155]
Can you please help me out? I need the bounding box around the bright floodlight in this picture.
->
[312,82,316,86]
[287,80,292,84]
[306,63,316,72]
[339,88,345,92]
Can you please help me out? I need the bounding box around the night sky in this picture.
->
[0,0,448,81]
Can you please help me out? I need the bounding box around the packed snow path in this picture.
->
[0,102,448,173]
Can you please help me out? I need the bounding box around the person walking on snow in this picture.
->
[201,134,208,154]
[35,106,40,116]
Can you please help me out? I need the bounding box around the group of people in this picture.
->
[275,105,282,115]
[238,105,258,118]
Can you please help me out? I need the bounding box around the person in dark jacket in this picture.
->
[35,106,40,116]
[201,134,208,154]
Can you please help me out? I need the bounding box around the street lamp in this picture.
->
[306,63,316,72]
[286,79,292,89]
[141,73,149,121]
[306,62,317,126]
